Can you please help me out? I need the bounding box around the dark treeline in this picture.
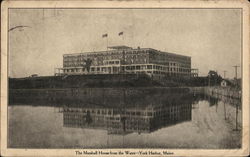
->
[9,74,162,89]
[9,70,236,89]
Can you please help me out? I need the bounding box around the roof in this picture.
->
[108,45,132,50]
[63,46,191,58]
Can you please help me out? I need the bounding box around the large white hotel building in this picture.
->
[55,46,198,78]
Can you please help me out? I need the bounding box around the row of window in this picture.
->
[63,52,189,65]
[63,106,190,118]
[64,50,148,59]
[64,50,189,61]
[64,52,148,62]
[63,59,189,65]
[63,59,190,67]
[63,65,191,73]
[63,114,189,129]
[104,60,120,65]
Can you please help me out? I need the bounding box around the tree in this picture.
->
[83,58,92,73]
[207,70,222,86]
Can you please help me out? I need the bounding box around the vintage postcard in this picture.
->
[1,0,249,156]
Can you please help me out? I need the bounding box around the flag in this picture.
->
[118,31,123,36]
[102,33,108,38]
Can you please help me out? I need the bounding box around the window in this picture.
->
[147,65,152,69]
[147,112,152,116]
[102,67,106,72]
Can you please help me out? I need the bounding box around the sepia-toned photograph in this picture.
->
[1,0,249,156]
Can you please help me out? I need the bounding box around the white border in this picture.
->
[1,0,249,156]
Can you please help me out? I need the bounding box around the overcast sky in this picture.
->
[9,9,241,78]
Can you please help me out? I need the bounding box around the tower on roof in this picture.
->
[108,45,132,50]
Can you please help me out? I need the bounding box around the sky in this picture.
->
[8,9,241,78]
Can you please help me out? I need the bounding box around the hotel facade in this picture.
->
[55,46,197,78]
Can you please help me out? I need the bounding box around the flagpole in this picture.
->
[122,33,124,44]
[106,36,108,51]
[118,31,125,74]
[102,33,108,51]
[119,31,124,45]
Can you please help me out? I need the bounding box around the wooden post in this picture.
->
[235,103,239,131]
[233,65,239,88]
[224,101,227,120]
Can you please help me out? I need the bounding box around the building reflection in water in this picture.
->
[60,94,193,135]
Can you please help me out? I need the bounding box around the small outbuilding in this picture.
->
[221,80,227,87]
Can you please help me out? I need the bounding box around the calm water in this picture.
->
[8,92,242,149]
